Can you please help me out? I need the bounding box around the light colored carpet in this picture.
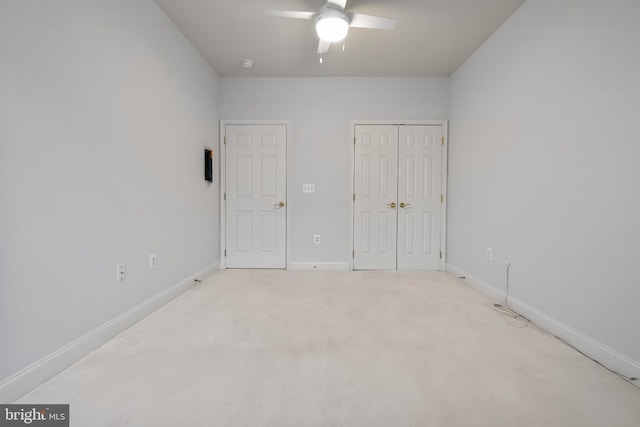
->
[17,270,640,426]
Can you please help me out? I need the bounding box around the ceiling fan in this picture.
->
[265,0,398,54]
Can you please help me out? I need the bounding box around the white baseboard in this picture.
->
[287,262,351,271]
[0,262,220,403]
[446,263,640,384]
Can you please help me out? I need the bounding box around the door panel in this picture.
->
[353,124,443,270]
[226,124,286,268]
[353,125,398,270]
[397,125,442,270]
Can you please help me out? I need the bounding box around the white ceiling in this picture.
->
[154,0,525,77]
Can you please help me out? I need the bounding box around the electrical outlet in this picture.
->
[116,264,126,282]
[505,256,511,266]
[314,234,321,244]
[486,248,493,261]
[149,253,157,269]
[303,184,315,193]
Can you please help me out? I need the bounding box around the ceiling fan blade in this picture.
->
[265,10,316,20]
[327,0,347,9]
[317,39,331,54]
[348,13,397,30]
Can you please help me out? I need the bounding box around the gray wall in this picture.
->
[0,0,220,381]
[448,0,640,368]
[220,77,449,266]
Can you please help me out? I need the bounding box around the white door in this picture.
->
[225,124,286,268]
[353,124,444,270]
[353,125,399,270]
[397,125,443,270]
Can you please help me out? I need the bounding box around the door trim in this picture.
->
[348,120,448,271]
[220,120,292,269]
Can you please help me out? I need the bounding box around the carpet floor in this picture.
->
[17,270,640,426]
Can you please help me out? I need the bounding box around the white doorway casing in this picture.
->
[220,121,291,269]
[350,120,448,271]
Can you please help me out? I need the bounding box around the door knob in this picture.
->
[274,201,285,208]
[387,202,396,208]
[399,202,411,208]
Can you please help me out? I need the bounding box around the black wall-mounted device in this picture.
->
[204,148,213,182]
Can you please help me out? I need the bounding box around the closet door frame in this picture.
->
[349,120,448,271]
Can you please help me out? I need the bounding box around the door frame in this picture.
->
[349,120,449,271]
[219,120,292,269]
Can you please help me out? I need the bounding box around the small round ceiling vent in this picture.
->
[242,59,254,69]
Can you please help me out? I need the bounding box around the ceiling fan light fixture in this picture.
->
[316,15,349,43]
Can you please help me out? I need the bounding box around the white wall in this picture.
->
[448,0,640,377]
[0,0,220,394]
[220,77,449,267]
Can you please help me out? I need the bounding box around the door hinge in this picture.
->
[224,136,226,145]
[224,249,227,256]
[441,194,444,203]
[352,250,355,258]
[354,136,356,145]
[224,193,226,201]
[439,251,442,259]
[353,193,355,202]
[441,136,444,146]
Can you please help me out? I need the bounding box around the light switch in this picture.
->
[303,184,315,193]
